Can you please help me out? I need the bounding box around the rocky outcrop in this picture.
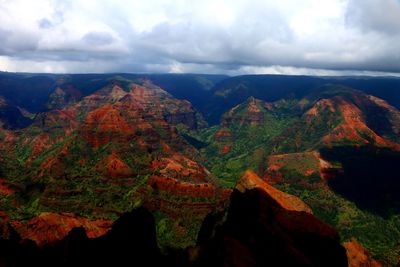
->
[126,81,206,130]
[0,100,32,129]
[80,104,135,147]
[214,127,232,142]
[151,153,211,183]
[237,170,313,213]
[147,176,216,199]
[33,108,78,134]
[11,212,112,247]
[99,152,134,178]
[47,85,82,109]
[221,97,268,127]
[343,239,381,267]
[320,96,400,149]
[0,208,163,267]
[192,170,348,267]
[78,84,127,110]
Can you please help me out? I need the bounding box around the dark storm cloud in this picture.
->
[346,0,400,34]
[0,0,400,75]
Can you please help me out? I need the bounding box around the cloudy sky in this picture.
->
[0,0,400,75]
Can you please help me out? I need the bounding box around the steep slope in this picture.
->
[0,175,351,267]
[205,75,400,124]
[343,239,382,267]
[193,170,348,267]
[0,96,32,129]
[0,80,222,249]
[125,81,207,130]
[141,73,227,110]
[203,86,400,166]
[0,72,226,117]
[196,85,400,264]
[1,74,399,265]
[0,73,56,113]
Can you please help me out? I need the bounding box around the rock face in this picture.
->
[126,81,206,130]
[193,170,348,267]
[102,153,133,178]
[237,170,313,213]
[343,239,382,267]
[79,84,127,109]
[0,96,32,129]
[0,208,163,267]
[318,96,400,149]
[11,212,112,247]
[47,85,82,109]
[221,97,269,127]
[80,103,136,147]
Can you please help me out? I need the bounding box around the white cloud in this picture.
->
[0,0,399,74]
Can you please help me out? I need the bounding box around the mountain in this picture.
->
[205,75,400,124]
[202,86,399,173]
[0,72,226,116]
[1,73,400,265]
[138,73,227,110]
[0,96,32,130]
[0,79,225,249]
[194,85,400,264]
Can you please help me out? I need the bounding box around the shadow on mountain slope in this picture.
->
[320,146,400,217]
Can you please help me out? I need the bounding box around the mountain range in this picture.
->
[0,72,399,266]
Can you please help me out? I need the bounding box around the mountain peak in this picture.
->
[222,97,270,126]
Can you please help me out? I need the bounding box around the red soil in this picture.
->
[148,176,216,198]
[214,128,232,142]
[343,239,381,267]
[220,144,232,155]
[0,179,15,196]
[237,170,313,214]
[81,104,135,147]
[322,97,400,149]
[12,212,112,247]
[104,153,133,178]
[151,153,210,183]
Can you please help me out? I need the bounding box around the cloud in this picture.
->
[0,0,399,75]
[38,18,54,29]
[346,0,400,34]
[82,31,114,46]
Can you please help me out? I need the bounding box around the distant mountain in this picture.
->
[205,75,400,124]
[0,72,227,115]
[139,73,227,109]
[0,96,32,129]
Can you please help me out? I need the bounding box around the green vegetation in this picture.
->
[154,211,204,251]
[271,163,400,266]
[192,94,400,264]
[1,80,400,265]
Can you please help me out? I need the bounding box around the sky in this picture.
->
[0,0,400,75]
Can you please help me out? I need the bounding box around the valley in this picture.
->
[0,73,399,265]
